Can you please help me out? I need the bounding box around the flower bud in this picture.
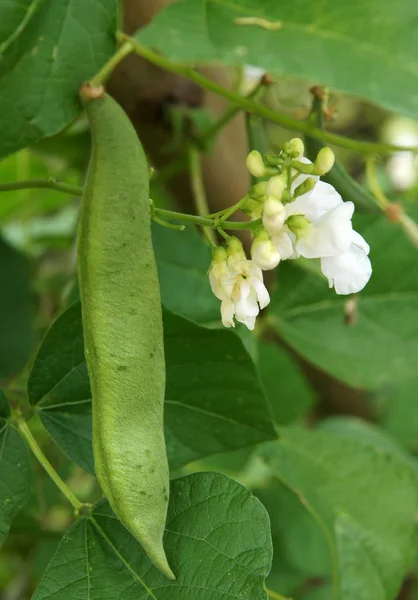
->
[262,196,286,236]
[294,176,316,198]
[249,181,268,200]
[314,147,335,175]
[227,236,246,261]
[242,198,263,220]
[212,246,228,264]
[286,214,311,235]
[246,150,267,177]
[266,174,287,200]
[287,137,305,158]
[208,246,229,301]
[251,230,280,270]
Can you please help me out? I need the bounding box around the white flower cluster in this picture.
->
[209,139,372,330]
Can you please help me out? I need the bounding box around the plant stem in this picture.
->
[188,147,216,246]
[90,40,134,87]
[366,156,418,248]
[153,207,261,230]
[125,34,418,156]
[0,178,83,196]
[365,156,389,211]
[153,215,185,231]
[16,417,84,513]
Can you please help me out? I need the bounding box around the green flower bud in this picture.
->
[290,160,314,174]
[242,198,263,220]
[287,137,305,158]
[263,153,284,167]
[227,236,246,260]
[294,177,316,198]
[286,214,311,235]
[249,181,268,200]
[266,174,287,200]
[246,150,267,177]
[314,147,335,175]
[212,246,228,263]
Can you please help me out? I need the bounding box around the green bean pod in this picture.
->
[78,85,174,580]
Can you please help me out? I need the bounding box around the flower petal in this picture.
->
[287,181,343,221]
[320,238,372,295]
[296,201,354,258]
[236,286,260,320]
[236,313,257,331]
[251,277,270,309]
[272,229,297,260]
[220,299,235,327]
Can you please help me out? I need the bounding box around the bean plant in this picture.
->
[1,1,418,599]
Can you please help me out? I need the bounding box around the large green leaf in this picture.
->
[0,0,43,50]
[0,237,34,380]
[152,224,219,324]
[378,375,418,452]
[32,472,272,599]
[28,303,276,474]
[0,401,31,547]
[257,340,315,424]
[260,427,418,600]
[138,0,418,118]
[0,0,117,159]
[269,212,418,389]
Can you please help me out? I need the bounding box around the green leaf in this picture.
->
[257,340,315,424]
[379,375,418,452]
[32,472,272,599]
[0,237,34,380]
[270,212,418,389]
[152,223,219,323]
[258,480,331,581]
[0,0,117,159]
[0,0,43,50]
[260,427,418,600]
[318,416,415,463]
[138,0,418,118]
[28,303,276,473]
[0,422,31,547]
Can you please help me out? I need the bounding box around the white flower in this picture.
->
[208,240,270,330]
[321,231,372,295]
[286,181,354,259]
[208,247,231,301]
[271,228,298,260]
[383,118,418,191]
[222,256,270,329]
[251,230,281,270]
[262,196,286,236]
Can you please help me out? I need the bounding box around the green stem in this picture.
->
[90,40,134,86]
[153,207,261,230]
[153,215,185,231]
[365,156,389,211]
[0,178,83,196]
[125,34,418,156]
[188,146,217,246]
[16,417,84,513]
